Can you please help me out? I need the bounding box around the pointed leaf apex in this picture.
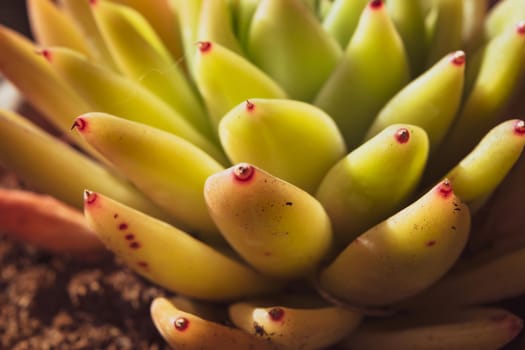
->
[450,51,466,66]
[36,48,52,62]
[437,179,453,198]
[369,0,384,10]
[71,116,87,131]
[514,119,525,135]
[394,128,410,144]
[83,190,98,205]
[245,100,256,112]
[517,21,525,35]
[197,41,212,53]
[232,163,255,182]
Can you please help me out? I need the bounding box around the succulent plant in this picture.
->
[1,0,525,348]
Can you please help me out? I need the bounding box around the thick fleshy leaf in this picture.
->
[316,124,428,246]
[0,109,169,220]
[446,119,525,211]
[73,113,225,244]
[365,51,465,151]
[343,308,522,350]
[27,0,89,54]
[193,41,286,127]
[321,0,369,48]
[84,191,279,301]
[219,99,346,193]
[0,188,104,259]
[43,47,226,163]
[229,296,362,350]
[151,298,276,349]
[433,22,525,173]
[204,163,333,279]
[315,0,410,149]
[319,180,470,306]
[247,0,342,101]
[92,1,212,139]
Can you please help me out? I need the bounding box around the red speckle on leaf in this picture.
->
[450,51,465,66]
[84,190,98,205]
[246,100,255,112]
[113,213,119,219]
[233,163,255,182]
[137,261,149,269]
[509,318,523,334]
[129,241,141,249]
[491,314,509,322]
[395,128,410,144]
[437,180,453,198]
[118,223,128,230]
[124,234,135,241]
[517,21,525,35]
[514,120,525,135]
[426,240,436,247]
[38,49,52,62]
[89,0,98,5]
[369,0,383,10]
[197,41,212,53]
[268,308,285,322]
[174,317,190,331]
[71,117,88,131]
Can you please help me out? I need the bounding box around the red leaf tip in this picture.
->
[71,117,88,132]
[245,100,255,112]
[174,317,190,331]
[517,21,525,35]
[36,49,52,62]
[450,51,466,66]
[514,120,525,135]
[197,41,212,53]
[437,179,453,198]
[268,307,285,322]
[395,128,410,144]
[84,190,98,205]
[233,163,255,182]
[369,0,383,10]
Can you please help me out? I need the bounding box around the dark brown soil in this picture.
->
[0,233,170,350]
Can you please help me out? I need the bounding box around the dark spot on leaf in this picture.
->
[129,241,141,249]
[118,223,128,230]
[253,322,266,337]
[426,240,436,247]
[268,308,284,322]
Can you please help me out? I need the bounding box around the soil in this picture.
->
[0,233,170,350]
